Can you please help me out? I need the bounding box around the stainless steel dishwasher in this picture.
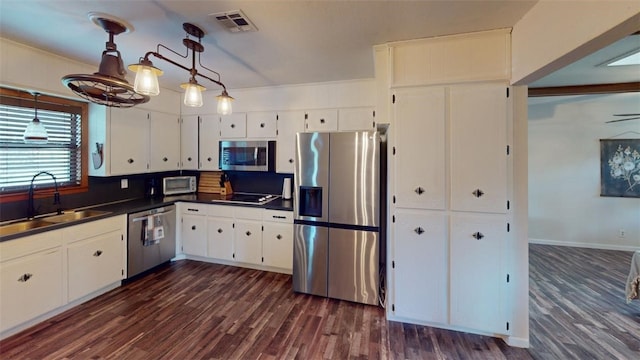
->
[127,205,176,278]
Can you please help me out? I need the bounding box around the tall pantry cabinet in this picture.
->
[381,29,515,337]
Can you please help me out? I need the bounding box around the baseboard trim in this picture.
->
[529,238,638,252]
[505,335,530,348]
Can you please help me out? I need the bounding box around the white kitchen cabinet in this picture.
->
[450,84,508,214]
[233,207,263,265]
[199,114,221,170]
[338,107,376,131]
[450,213,509,334]
[276,110,305,173]
[149,112,181,172]
[262,209,293,271]
[247,111,277,138]
[0,247,63,333]
[67,229,123,302]
[392,209,447,324]
[109,107,150,175]
[219,113,247,138]
[305,109,338,132]
[207,216,235,261]
[180,115,199,170]
[393,87,446,210]
[181,214,207,257]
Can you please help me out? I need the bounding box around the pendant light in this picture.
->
[23,92,48,144]
[129,22,234,114]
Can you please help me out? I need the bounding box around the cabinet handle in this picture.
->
[93,250,103,257]
[473,232,485,240]
[217,228,223,233]
[163,157,168,162]
[192,225,197,230]
[187,208,199,212]
[414,227,425,235]
[260,122,265,128]
[187,157,192,162]
[288,158,294,163]
[207,157,212,162]
[320,118,325,124]
[276,234,282,240]
[473,189,485,198]
[127,158,134,164]
[18,273,33,282]
[246,231,251,236]
[231,124,235,128]
[414,187,425,195]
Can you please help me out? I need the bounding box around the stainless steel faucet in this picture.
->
[27,171,62,219]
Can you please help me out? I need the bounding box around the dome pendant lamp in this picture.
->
[23,92,48,144]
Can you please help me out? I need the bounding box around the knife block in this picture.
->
[220,181,233,195]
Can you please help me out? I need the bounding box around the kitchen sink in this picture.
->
[0,219,56,236]
[43,210,111,223]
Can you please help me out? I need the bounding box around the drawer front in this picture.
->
[181,203,209,215]
[1,230,63,262]
[234,207,263,220]
[263,209,293,223]
[208,204,235,218]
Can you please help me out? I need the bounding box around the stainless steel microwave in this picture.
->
[162,176,196,195]
[219,140,276,172]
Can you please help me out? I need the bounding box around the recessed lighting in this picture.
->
[606,49,640,66]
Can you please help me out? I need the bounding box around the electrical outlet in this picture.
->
[618,229,625,238]
[121,179,128,189]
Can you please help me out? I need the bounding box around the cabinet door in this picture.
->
[305,109,338,132]
[149,112,181,172]
[220,113,247,138]
[207,217,235,261]
[450,213,508,334]
[276,111,305,173]
[234,220,262,265]
[181,215,207,256]
[393,87,446,210]
[262,222,293,270]
[338,107,375,131]
[67,230,123,302]
[180,115,199,170]
[199,115,221,170]
[109,107,149,175]
[450,84,508,213]
[0,248,63,332]
[247,111,277,138]
[392,209,447,324]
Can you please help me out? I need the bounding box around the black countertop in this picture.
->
[0,194,293,242]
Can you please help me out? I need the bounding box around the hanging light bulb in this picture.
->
[181,78,205,107]
[129,58,163,96]
[23,92,48,144]
[216,90,234,115]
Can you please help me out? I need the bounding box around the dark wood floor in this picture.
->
[1,244,638,359]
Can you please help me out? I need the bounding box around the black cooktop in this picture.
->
[224,193,279,205]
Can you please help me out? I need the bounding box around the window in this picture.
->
[0,87,88,202]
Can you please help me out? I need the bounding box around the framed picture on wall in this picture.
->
[600,138,640,198]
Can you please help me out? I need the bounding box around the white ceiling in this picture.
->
[0,0,637,93]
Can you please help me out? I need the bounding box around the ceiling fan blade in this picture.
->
[606,116,640,123]
[613,113,640,116]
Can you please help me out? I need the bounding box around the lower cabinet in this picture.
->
[178,203,293,273]
[67,229,124,302]
[0,215,126,336]
[392,209,447,324]
[0,247,63,332]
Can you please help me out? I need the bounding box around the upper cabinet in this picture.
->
[337,108,376,132]
[305,109,338,132]
[89,105,181,176]
[180,115,199,170]
[199,115,221,171]
[219,113,247,138]
[276,111,305,174]
[390,29,510,87]
[247,111,277,138]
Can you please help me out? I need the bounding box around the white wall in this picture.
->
[528,93,640,251]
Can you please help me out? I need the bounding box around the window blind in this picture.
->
[0,96,82,193]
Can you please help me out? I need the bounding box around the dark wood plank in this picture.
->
[1,244,639,359]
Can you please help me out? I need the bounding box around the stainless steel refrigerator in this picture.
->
[293,130,386,305]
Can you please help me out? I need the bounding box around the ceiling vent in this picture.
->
[209,10,257,33]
